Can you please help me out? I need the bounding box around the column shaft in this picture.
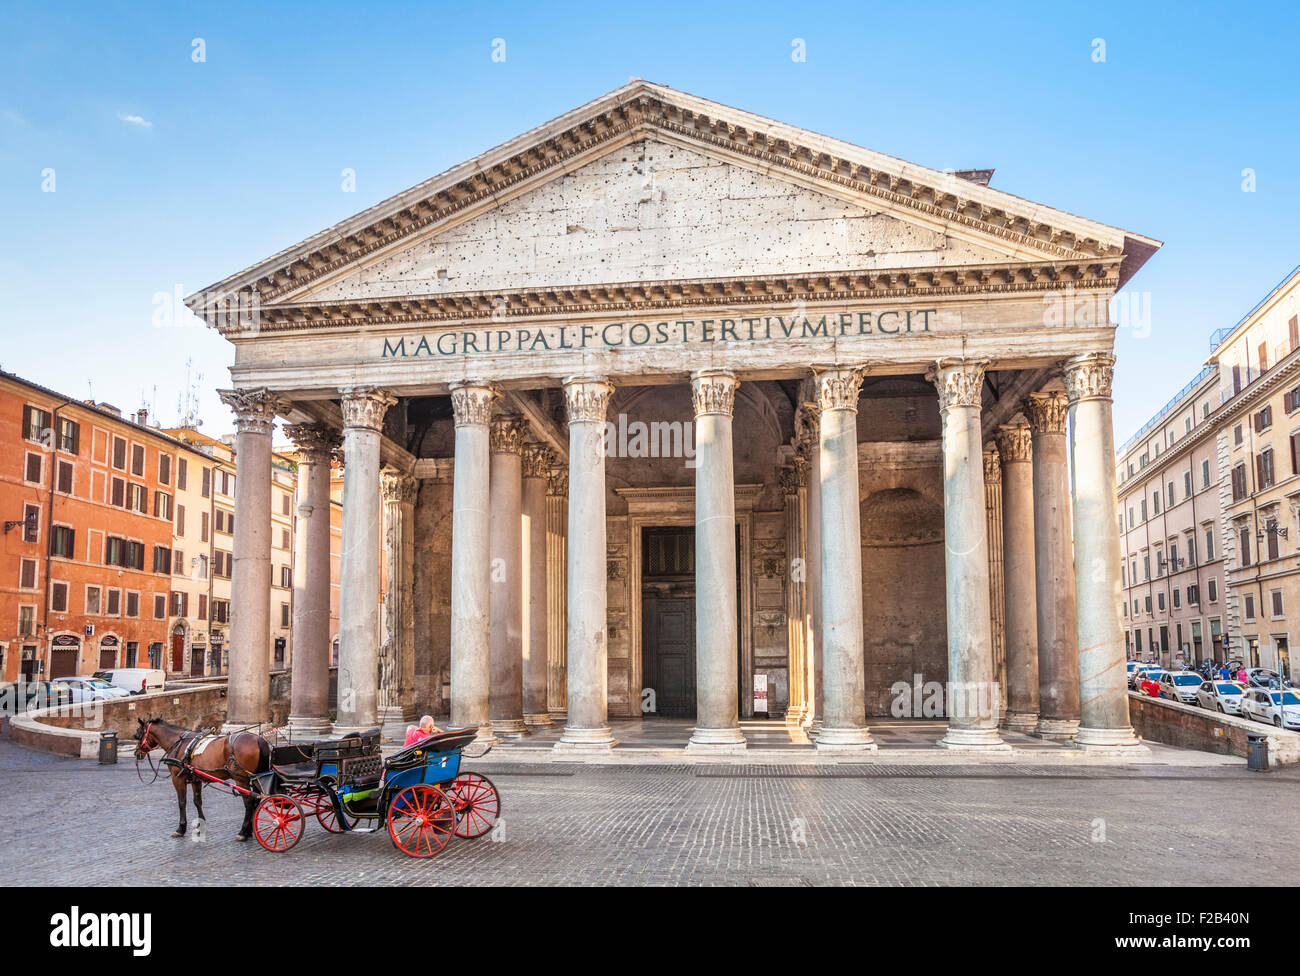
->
[523,444,554,726]
[984,445,1007,722]
[997,424,1040,732]
[488,414,527,738]
[800,400,823,734]
[547,468,569,716]
[782,460,807,725]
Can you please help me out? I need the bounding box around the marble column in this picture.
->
[781,459,807,726]
[334,386,395,734]
[523,443,555,728]
[449,380,499,744]
[555,377,617,751]
[996,423,1040,733]
[984,444,1007,723]
[546,466,569,717]
[284,423,338,736]
[928,359,1007,751]
[812,367,875,752]
[218,388,284,729]
[379,467,417,736]
[489,414,528,739]
[1023,389,1082,740]
[687,369,746,752]
[797,397,823,736]
[1064,353,1144,751]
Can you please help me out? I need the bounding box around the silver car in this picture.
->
[1196,680,1247,714]
[1241,688,1300,730]
[1159,671,1202,704]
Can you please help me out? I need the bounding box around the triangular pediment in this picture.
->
[188,80,1159,324]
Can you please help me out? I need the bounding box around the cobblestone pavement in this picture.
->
[3,740,1295,886]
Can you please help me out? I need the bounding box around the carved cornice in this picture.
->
[339,386,397,431]
[926,358,989,411]
[547,466,568,497]
[1022,391,1069,434]
[218,387,287,434]
[283,422,340,464]
[690,369,738,417]
[192,88,1124,324]
[1064,351,1116,403]
[209,261,1122,335]
[522,443,554,479]
[983,445,1001,484]
[489,414,527,455]
[449,380,499,428]
[561,376,613,424]
[994,423,1033,463]
[813,366,865,413]
[380,467,417,504]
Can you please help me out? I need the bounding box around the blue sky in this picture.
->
[2,0,1297,440]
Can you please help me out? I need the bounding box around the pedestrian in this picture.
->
[1237,667,1248,684]
[403,714,442,747]
[1141,674,1161,698]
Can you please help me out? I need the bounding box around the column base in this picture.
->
[784,705,806,727]
[1034,717,1080,741]
[1002,710,1040,734]
[491,718,531,739]
[813,726,877,753]
[221,720,268,734]
[686,726,748,752]
[938,725,1011,751]
[523,713,556,728]
[285,715,332,739]
[553,726,618,752]
[1072,725,1148,753]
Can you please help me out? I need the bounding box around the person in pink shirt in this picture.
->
[1236,668,1248,684]
[403,715,442,747]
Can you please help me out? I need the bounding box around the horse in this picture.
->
[132,718,272,842]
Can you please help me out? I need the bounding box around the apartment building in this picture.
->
[1117,367,1225,668]
[1209,265,1300,678]
[0,372,210,681]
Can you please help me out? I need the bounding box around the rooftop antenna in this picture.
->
[178,358,203,429]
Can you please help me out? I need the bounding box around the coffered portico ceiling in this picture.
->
[188,80,1160,392]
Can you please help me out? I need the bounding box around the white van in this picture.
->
[92,668,164,695]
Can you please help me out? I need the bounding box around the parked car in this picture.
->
[1245,668,1294,690]
[1240,688,1300,730]
[1137,670,1166,696]
[49,676,130,702]
[1196,680,1247,715]
[1129,663,1163,689]
[0,680,74,713]
[91,668,164,695]
[1159,671,1202,704]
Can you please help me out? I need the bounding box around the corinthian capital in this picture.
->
[340,386,397,431]
[547,466,568,497]
[489,414,528,455]
[926,358,989,411]
[218,387,287,435]
[561,376,613,424]
[449,380,499,428]
[522,442,555,479]
[983,444,1001,484]
[380,467,417,504]
[1063,352,1116,403]
[994,423,1033,463]
[812,366,865,413]
[1022,391,1069,434]
[283,423,341,465]
[690,369,738,417]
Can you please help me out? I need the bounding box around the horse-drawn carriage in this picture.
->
[134,720,499,857]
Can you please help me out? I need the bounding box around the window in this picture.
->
[50,581,68,613]
[1286,386,1300,414]
[200,511,209,542]
[281,528,290,550]
[196,554,208,580]
[1256,448,1275,490]
[280,566,292,588]
[1157,592,1166,611]
[1259,342,1269,373]
[215,509,234,534]
[280,603,290,627]
[171,591,189,617]
[1187,536,1197,566]
[1167,482,1175,507]
[1271,590,1284,618]
[1234,424,1243,446]
[130,443,145,477]
[212,599,229,624]
[1255,405,1273,432]
[1232,463,1248,501]
[19,559,37,589]
[1172,589,1180,609]
[1143,554,1151,580]
[112,436,127,470]
[56,417,79,454]
[1144,595,1152,613]
[125,541,145,571]
[177,457,188,491]
[1152,491,1161,515]
[153,594,166,619]
[127,483,147,513]
[198,594,207,620]
[1183,472,1191,499]
[1208,578,1218,602]
[158,454,171,485]
[153,545,171,574]
[175,504,185,536]
[106,588,121,616]
[1244,593,1256,622]
[173,549,184,575]
[1240,527,1252,567]
[22,503,39,544]
[105,536,126,567]
[1141,498,1148,521]
[1128,507,1135,528]
[49,525,75,559]
[56,459,73,494]
[201,467,211,498]
[1291,315,1299,352]
[1205,528,1215,561]
[1202,458,1211,488]
[281,493,291,516]
[1267,523,1280,561]
[86,586,101,615]
[1188,584,1199,606]
[23,452,41,484]
[125,592,140,618]
[214,550,231,578]
[111,477,125,507]
[154,491,172,520]
[22,405,52,443]
[18,606,36,636]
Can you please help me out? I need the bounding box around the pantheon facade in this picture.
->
[191,81,1158,753]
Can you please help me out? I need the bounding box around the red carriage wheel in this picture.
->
[315,793,356,833]
[448,772,500,839]
[253,795,305,853]
[387,785,455,858]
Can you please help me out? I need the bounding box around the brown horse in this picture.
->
[133,718,271,842]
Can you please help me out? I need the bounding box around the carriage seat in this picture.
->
[271,760,318,782]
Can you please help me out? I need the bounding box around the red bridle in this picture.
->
[135,719,160,759]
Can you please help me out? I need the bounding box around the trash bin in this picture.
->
[98,730,118,765]
[1246,732,1268,772]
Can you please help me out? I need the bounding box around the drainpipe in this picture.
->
[40,400,72,674]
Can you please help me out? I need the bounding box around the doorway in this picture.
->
[171,631,184,672]
[641,527,696,717]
